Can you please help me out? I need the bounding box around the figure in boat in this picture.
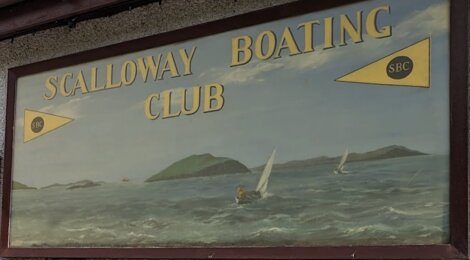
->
[333,148,349,174]
[236,149,276,204]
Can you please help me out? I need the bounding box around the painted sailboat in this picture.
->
[236,149,276,204]
[333,149,349,174]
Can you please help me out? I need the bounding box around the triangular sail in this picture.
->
[256,149,276,197]
[337,149,349,170]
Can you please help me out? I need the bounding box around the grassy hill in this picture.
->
[42,180,102,190]
[12,181,36,190]
[146,153,250,182]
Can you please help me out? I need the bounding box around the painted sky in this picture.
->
[12,0,450,187]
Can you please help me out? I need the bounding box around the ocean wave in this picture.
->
[300,211,351,224]
[359,189,382,194]
[305,188,327,193]
[382,185,437,195]
[251,227,292,237]
[429,213,447,219]
[128,232,156,239]
[418,233,432,238]
[204,212,232,224]
[64,226,117,236]
[266,213,292,221]
[383,206,425,216]
[64,227,92,232]
[134,218,169,229]
[344,224,394,236]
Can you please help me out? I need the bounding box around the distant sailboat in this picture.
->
[236,149,276,204]
[333,149,349,174]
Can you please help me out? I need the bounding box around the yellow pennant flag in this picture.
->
[24,109,73,143]
[336,38,430,88]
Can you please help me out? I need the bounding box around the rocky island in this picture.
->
[42,180,102,190]
[146,153,250,182]
[254,145,427,171]
[12,181,36,190]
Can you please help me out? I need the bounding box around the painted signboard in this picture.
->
[3,0,462,256]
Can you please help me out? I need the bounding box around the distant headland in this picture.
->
[42,180,102,190]
[13,181,36,190]
[12,145,427,188]
[253,145,426,171]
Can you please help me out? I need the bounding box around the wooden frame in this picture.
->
[1,0,468,258]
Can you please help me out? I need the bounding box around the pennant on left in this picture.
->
[24,109,73,143]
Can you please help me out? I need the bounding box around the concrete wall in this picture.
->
[0,0,295,152]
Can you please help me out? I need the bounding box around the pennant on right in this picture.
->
[336,38,430,88]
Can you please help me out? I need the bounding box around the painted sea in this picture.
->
[10,154,448,247]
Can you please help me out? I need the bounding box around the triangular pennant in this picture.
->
[24,109,73,143]
[336,38,430,88]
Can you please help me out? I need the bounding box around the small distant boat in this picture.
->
[122,177,130,182]
[333,149,349,174]
[236,149,276,204]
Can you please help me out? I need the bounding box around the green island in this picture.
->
[12,181,36,190]
[146,153,251,182]
[41,180,102,190]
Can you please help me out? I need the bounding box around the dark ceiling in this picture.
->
[0,0,159,42]
[0,0,24,8]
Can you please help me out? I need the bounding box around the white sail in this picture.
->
[255,149,276,197]
[337,149,349,170]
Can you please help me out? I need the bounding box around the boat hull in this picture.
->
[235,191,261,204]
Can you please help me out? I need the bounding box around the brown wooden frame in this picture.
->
[1,0,468,258]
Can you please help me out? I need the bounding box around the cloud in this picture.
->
[285,49,341,70]
[215,61,284,85]
[41,96,91,119]
[201,2,449,86]
[284,2,449,72]
[394,2,449,38]
[203,38,347,86]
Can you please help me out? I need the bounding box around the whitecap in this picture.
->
[383,206,424,216]
[251,227,291,237]
[128,232,156,239]
[344,224,393,235]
